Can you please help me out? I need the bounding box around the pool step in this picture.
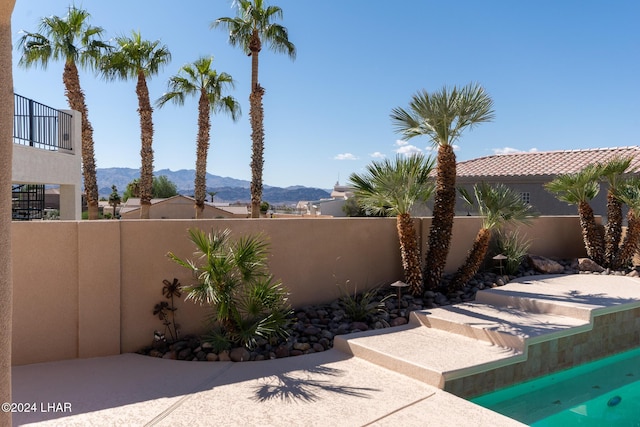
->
[410,302,591,351]
[474,285,596,321]
[333,324,524,388]
[334,296,592,389]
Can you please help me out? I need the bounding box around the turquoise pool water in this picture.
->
[471,347,640,426]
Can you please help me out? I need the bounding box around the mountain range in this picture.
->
[97,168,331,205]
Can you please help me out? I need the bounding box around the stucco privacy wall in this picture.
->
[12,216,588,365]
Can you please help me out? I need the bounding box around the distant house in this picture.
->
[118,195,249,219]
[455,146,640,217]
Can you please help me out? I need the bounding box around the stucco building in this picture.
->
[454,147,640,217]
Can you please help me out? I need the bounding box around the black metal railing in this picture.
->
[12,184,45,221]
[13,93,73,151]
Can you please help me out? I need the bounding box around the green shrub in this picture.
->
[168,228,291,350]
[495,230,532,275]
[338,282,389,322]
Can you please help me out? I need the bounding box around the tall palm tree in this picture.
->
[157,57,240,218]
[611,178,640,269]
[349,154,436,295]
[1,2,16,422]
[597,157,633,267]
[391,83,494,290]
[212,0,295,218]
[17,6,110,220]
[101,31,171,219]
[450,183,536,290]
[545,164,604,264]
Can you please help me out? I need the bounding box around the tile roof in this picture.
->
[456,146,640,178]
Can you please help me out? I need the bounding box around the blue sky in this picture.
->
[11,1,640,189]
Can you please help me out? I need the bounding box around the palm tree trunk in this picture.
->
[249,87,265,218]
[396,213,422,295]
[604,192,623,267]
[194,89,211,219]
[0,3,15,422]
[612,210,640,269]
[450,228,492,290]
[63,61,99,220]
[249,29,263,218]
[578,201,605,265]
[136,70,154,219]
[424,144,457,290]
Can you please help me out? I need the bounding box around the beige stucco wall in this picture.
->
[12,216,589,365]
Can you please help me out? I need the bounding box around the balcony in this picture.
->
[13,93,73,151]
[11,93,82,220]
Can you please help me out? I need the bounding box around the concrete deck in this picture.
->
[11,274,640,426]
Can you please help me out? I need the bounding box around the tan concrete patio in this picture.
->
[11,274,640,426]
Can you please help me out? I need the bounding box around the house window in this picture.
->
[520,192,530,205]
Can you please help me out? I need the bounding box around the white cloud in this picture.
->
[334,153,359,160]
[370,151,385,159]
[492,147,539,155]
[394,140,422,156]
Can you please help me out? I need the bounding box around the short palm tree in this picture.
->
[450,183,536,290]
[545,164,604,264]
[108,185,120,218]
[213,0,295,218]
[597,157,633,266]
[611,178,640,269]
[168,228,291,350]
[101,31,171,219]
[391,83,494,290]
[156,57,240,218]
[349,154,436,295]
[17,6,110,220]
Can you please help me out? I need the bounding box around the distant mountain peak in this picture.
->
[96,167,330,205]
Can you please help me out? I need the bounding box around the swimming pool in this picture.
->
[471,347,640,426]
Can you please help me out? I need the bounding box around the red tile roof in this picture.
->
[456,146,640,178]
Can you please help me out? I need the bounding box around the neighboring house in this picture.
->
[293,182,351,217]
[455,147,640,217]
[11,94,82,220]
[118,195,249,219]
[297,181,433,217]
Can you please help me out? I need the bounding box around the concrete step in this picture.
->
[333,324,523,388]
[410,303,591,351]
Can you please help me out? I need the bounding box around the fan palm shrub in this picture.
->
[597,157,634,266]
[167,228,291,350]
[545,164,604,265]
[611,178,640,269]
[391,83,495,290]
[349,154,435,295]
[450,183,536,290]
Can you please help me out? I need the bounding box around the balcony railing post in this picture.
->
[28,97,34,147]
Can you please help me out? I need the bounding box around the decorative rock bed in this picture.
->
[138,257,639,362]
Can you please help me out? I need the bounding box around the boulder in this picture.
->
[578,258,605,273]
[528,255,564,274]
[229,347,251,362]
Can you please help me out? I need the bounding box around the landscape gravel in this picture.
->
[138,258,638,362]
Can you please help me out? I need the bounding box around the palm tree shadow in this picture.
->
[252,365,379,403]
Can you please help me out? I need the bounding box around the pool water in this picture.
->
[471,347,640,426]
